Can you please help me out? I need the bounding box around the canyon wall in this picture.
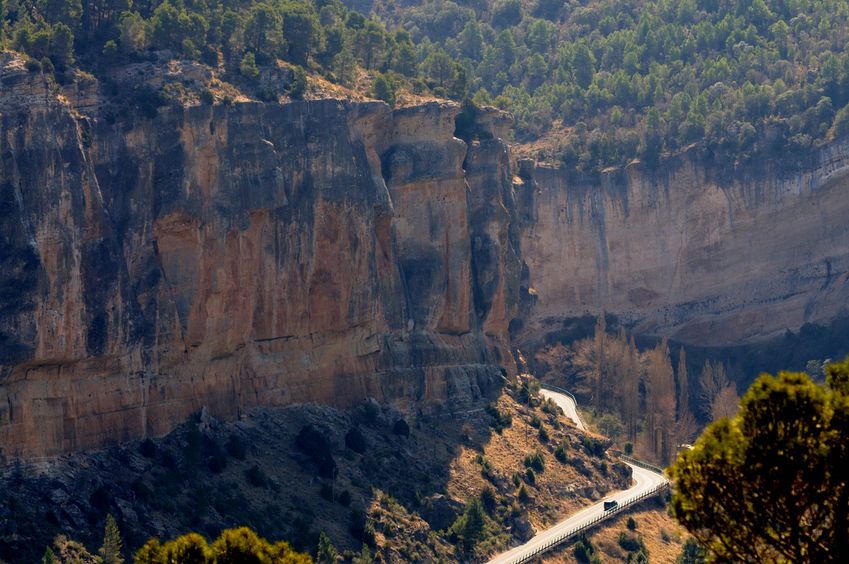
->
[0,54,521,462]
[516,146,849,348]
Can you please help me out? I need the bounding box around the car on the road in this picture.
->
[603,500,618,511]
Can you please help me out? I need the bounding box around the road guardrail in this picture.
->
[500,479,670,564]
[494,384,669,564]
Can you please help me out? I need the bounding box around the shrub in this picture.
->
[573,536,599,564]
[580,435,607,457]
[392,418,410,437]
[529,414,542,428]
[627,517,637,530]
[139,438,157,458]
[485,404,513,433]
[448,498,486,553]
[524,467,536,485]
[349,510,376,548]
[345,427,367,454]
[225,434,247,460]
[480,487,497,514]
[320,482,333,501]
[289,66,307,99]
[296,425,337,478]
[523,452,545,473]
[245,465,268,489]
[618,532,642,552]
[517,483,530,503]
[624,441,634,456]
[538,425,550,443]
[555,443,568,463]
[338,490,352,506]
[512,472,522,487]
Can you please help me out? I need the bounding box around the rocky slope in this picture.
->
[515,147,849,349]
[0,52,522,462]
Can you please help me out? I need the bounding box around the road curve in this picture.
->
[487,390,668,564]
[540,388,585,431]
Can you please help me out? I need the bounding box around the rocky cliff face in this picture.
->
[0,54,521,462]
[516,146,849,348]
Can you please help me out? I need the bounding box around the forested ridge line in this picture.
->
[5,0,849,171]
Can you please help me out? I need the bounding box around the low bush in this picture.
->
[485,404,513,433]
[523,452,545,473]
[618,532,642,552]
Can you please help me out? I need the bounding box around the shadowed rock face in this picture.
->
[516,146,849,349]
[0,56,521,462]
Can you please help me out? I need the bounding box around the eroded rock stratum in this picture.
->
[0,58,522,461]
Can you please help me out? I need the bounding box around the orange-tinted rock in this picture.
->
[0,63,522,462]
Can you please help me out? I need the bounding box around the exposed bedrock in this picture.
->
[516,145,849,349]
[0,56,521,461]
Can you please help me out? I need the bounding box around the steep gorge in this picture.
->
[0,54,522,462]
[3,49,849,464]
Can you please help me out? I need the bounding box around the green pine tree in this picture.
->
[316,531,338,563]
[99,514,124,564]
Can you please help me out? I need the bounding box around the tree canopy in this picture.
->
[5,0,849,169]
[669,359,849,562]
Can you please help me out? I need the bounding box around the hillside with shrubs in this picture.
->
[2,381,635,563]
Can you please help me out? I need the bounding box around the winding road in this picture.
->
[487,389,669,564]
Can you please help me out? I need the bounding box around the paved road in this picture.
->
[540,388,585,431]
[487,390,668,564]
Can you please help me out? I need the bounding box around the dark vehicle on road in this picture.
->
[603,500,618,511]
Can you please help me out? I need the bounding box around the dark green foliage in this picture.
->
[618,532,641,552]
[289,66,308,99]
[485,404,512,433]
[670,358,849,562]
[320,482,333,501]
[573,536,599,564]
[245,465,269,488]
[677,538,707,563]
[579,435,607,458]
[371,73,396,107]
[523,467,535,485]
[523,452,544,473]
[7,0,844,173]
[345,427,367,454]
[225,434,247,460]
[448,498,486,553]
[554,443,568,463]
[538,425,549,443]
[627,516,637,530]
[139,439,157,458]
[480,487,497,514]
[392,418,410,437]
[624,441,634,456]
[516,483,530,503]
[296,425,337,478]
[348,510,376,548]
[316,531,337,564]
[99,514,124,564]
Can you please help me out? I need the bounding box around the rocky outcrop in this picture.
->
[516,146,849,348]
[0,53,521,462]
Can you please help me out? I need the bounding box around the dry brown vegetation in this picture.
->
[539,501,690,563]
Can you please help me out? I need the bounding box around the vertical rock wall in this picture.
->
[0,56,521,461]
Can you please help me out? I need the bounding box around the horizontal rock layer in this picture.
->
[516,145,849,347]
[0,57,521,461]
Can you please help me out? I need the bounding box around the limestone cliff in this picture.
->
[516,146,849,348]
[0,53,521,462]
